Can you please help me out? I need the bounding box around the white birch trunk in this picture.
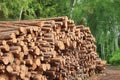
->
[70,0,76,19]
[114,25,119,50]
[101,44,105,59]
[19,7,23,21]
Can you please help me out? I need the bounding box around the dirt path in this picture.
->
[89,65,120,80]
[97,66,120,80]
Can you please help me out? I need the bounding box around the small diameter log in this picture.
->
[45,71,56,78]
[41,27,52,31]
[39,64,47,71]
[1,53,14,65]
[43,37,54,42]
[10,46,21,55]
[0,64,5,71]
[0,28,20,35]
[1,57,9,65]
[63,38,70,47]
[6,38,17,44]
[55,22,63,26]
[34,47,40,55]
[40,16,67,21]
[33,74,42,80]
[40,56,44,61]
[9,75,17,80]
[25,59,33,66]
[43,52,56,58]
[33,58,41,66]
[29,46,40,55]
[43,33,54,38]
[19,27,27,34]
[17,41,25,46]
[28,42,35,47]
[0,44,10,52]
[31,63,37,70]
[24,34,32,42]
[46,64,51,70]
[10,46,21,51]
[22,45,29,55]
[0,51,3,56]
[20,65,28,79]
[52,58,65,65]
[0,40,7,45]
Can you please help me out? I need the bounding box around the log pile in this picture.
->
[0,16,106,80]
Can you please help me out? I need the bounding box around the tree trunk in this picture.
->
[70,0,76,19]
[106,40,108,59]
[19,7,23,21]
[101,44,105,60]
[111,40,114,54]
[114,25,119,50]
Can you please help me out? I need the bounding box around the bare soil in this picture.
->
[90,65,120,80]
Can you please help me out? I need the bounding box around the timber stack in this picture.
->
[0,16,106,80]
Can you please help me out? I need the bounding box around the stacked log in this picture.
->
[0,16,106,80]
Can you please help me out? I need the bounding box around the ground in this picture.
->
[90,65,120,80]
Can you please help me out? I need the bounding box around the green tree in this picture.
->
[72,0,120,61]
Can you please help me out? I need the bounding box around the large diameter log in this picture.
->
[0,74,9,80]
[0,31,16,40]
[6,65,13,73]
[55,41,65,50]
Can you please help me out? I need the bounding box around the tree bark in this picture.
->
[114,25,119,50]
[70,0,76,19]
[19,7,23,21]
[101,44,105,60]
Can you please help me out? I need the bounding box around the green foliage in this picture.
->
[0,0,71,20]
[72,0,120,62]
[109,50,120,65]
